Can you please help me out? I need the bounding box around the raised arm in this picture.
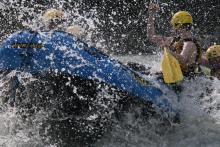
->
[147,2,173,48]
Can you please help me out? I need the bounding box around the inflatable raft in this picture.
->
[0,30,178,145]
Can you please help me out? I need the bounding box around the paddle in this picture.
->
[162,47,184,84]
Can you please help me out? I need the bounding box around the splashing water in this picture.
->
[101,55,220,147]
[0,55,219,147]
[0,1,219,147]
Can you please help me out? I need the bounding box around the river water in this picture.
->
[95,55,220,147]
[0,1,220,146]
[0,54,220,147]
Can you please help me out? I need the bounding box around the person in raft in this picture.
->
[147,2,207,78]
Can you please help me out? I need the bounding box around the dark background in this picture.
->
[0,0,219,54]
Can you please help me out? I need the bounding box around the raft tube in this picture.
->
[0,30,177,115]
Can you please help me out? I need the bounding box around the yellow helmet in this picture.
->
[42,9,65,22]
[66,25,84,37]
[171,11,193,29]
[206,45,220,59]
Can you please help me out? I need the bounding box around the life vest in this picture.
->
[169,37,202,77]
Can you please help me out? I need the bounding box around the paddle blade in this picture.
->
[162,48,184,84]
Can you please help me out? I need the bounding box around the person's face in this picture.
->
[48,18,66,29]
[175,27,188,36]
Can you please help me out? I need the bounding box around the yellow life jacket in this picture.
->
[169,37,202,76]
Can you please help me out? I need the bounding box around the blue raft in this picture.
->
[0,30,180,145]
[0,30,177,114]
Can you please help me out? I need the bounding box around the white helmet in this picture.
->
[66,25,85,38]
